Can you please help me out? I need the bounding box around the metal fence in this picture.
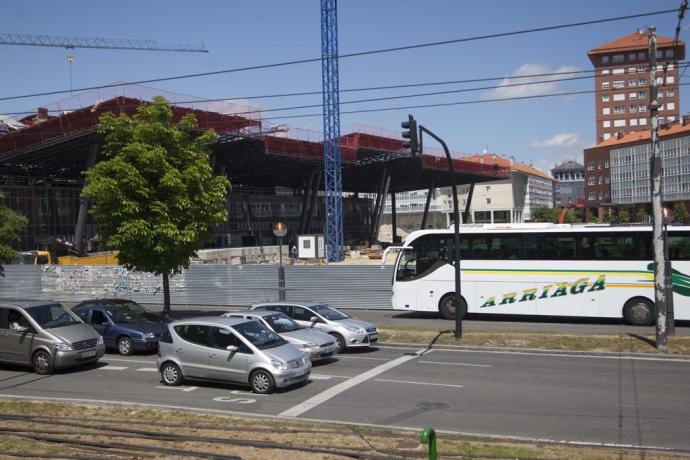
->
[0,264,394,310]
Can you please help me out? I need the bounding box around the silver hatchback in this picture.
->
[222,310,337,361]
[0,300,105,374]
[157,316,311,394]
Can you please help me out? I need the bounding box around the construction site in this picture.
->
[0,84,509,262]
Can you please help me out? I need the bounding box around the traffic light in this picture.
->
[401,114,419,154]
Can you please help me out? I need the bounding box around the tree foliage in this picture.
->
[83,97,229,315]
[673,202,689,224]
[0,193,28,277]
[531,207,559,223]
[635,207,649,223]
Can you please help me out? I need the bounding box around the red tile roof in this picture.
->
[595,122,690,148]
[588,32,680,55]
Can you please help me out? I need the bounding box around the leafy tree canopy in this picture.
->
[83,97,229,313]
[0,193,28,277]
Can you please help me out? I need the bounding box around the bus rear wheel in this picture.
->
[439,294,467,320]
[623,297,655,326]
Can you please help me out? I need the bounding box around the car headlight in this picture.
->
[142,332,156,339]
[345,326,365,334]
[54,342,72,351]
[300,342,318,349]
[97,336,104,345]
[271,359,288,370]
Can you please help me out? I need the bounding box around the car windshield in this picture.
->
[232,320,287,349]
[310,304,349,320]
[104,305,149,323]
[263,313,302,333]
[25,303,82,329]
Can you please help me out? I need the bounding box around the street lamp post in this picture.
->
[273,221,288,301]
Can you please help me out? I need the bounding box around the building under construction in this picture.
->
[0,88,509,255]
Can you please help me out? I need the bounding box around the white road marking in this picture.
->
[229,389,267,397]
[136,368,158,372]
[101,366,128,371]
[213,396,256,404]
[103,357,157,364]
[419,360,492,368]
[432,348,690,363]
[335,356,390,361]
[156,386,198,392]
[309,374,332,380]
[374,378,464,388]
[279,348,425,417]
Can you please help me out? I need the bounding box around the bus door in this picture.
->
[393,248,420,310]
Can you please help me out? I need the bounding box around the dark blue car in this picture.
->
[72,299,168,355]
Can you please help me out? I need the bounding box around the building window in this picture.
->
[588,161,595,171]
[667,89,675,97]
[637,66,646,72]
[668,116,676,122]
[630,118,638,126]
[614,106,625,114]
[613,93,625,101]
[640,118,648,126]
[486,198,491,204]
[601,69,610,75]
[588,176,596,185]
[628,53,637,61]
[613,81,625,88]
[601,95,610,102]
[605,176,610,184]
[602,107,611,115]
[629,92,637,99]
[668,63,675,71]
[613,68,625,75]
[612,54,624,63]
[614,119,626,127]
[666,49,674,58]
[603,120,611,128]
[629,105,637,112]
[602,133,611,140]
[604,160,609,168]
[602,55,609,64]
[639,104,647,112]
[637,52,646,60]
[638,91,646,98]
[602,82,610,89]
[589,192,596,200]
[667,102,675,111]
[666,76,675,84]
[628,80,637,87]
[638,78,647,85]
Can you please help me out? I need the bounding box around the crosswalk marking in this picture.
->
[102,366,128,371]
[136,368,158,372]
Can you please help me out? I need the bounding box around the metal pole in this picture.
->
[390,191,397,243]
[649,27,668,350]
[420,125,462,339]
[421,182,435,229]
[664,216,676,334]
[278,235,286,301]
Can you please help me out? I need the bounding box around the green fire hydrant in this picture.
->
[420,426,437,460]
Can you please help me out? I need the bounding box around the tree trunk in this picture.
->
[162,272,171,318]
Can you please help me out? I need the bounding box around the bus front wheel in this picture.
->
[623,297,655,326]
[439,294,467,320]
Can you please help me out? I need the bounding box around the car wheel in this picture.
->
[117,337,134,356]
[161,362,183,386]
[33,350,54,375]
[623,297,655,326]
[331,333,346,353]
[250,369,275,394]
[439,294,467,320]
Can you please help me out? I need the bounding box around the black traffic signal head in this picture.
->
[401,114,419,154]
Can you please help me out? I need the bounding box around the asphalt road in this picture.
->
[166,305,690,336]
[1,345,689,451]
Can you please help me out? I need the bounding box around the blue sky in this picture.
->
[0,0,686,174]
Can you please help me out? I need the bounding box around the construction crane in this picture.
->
[321,0,344,262]
[0,33,207,53]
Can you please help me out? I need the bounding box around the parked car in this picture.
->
[157,316,311,394]
[72,301,168,355]
[0,300,104,374]
[72,298,169,323]
[221,310,337,361]
[249,301,379,352]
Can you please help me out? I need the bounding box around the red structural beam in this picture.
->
[420,154,511,177]
[339,132,404,153]
[0,97,259,155]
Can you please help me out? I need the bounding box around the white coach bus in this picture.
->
[391,224,690,325]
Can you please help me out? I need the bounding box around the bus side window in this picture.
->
[668,232,690,260]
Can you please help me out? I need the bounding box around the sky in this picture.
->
[0,0,686,175]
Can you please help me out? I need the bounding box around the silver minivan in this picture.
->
[221,310,337,361]
[0,300,105,374]
[156,316,311,394]
[250,301,379,353]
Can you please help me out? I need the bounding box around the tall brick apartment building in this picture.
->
[584,31,685,218]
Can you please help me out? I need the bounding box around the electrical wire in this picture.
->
[0,7,677,102]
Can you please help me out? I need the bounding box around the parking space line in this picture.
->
[101,366,128,371]
[136,368,158,372]
[103,357,157,364]
[335,356,390,361]
[156,386,198,392]
[374,378,464,388]
[418,360,492,368]
[279,348,425,418]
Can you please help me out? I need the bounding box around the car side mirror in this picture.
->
[310,316,320,324]
[226,345,239,352]
[11,322,28,333]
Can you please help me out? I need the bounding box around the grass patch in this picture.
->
[379,327,690,354]
[0,400,684,459]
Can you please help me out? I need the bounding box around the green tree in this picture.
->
[531,207,559,223]
[673,202,689,224]
[635,207,649,223]
[617,209,631,224]
[83,97,229,317]
[0,193,28,277]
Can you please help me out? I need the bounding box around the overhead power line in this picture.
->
[0,7,676,102]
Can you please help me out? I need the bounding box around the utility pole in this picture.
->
[649,26,668,350]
